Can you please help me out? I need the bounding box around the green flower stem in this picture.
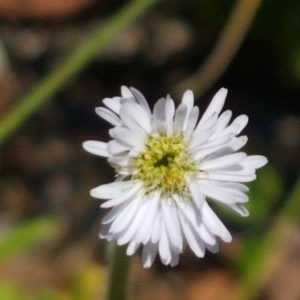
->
[107,245,131,300]
[0,0,158,148]
[237,177,300,299]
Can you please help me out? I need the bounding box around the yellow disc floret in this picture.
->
[134,133,197,196]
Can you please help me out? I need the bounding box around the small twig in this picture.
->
[173,0,263,98]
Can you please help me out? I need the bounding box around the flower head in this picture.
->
[83,86,267,267]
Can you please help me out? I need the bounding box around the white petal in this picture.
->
[109,127,145,150]
[152,97,175,134]
[196,113,218,134]
[202,203,232,242]
[165,95,175,135]
[130,87,151,115]
[182,89,194,109]
[90,181,135,199]
[229,136,248,151]
[95,107,121,126]
[199,180,248,204]
[175,197,215,246]
[220,181,249,193]
[158,221,172,265]
[206,241,219,253]
[108,155,135,168]
[174,102,188,133]
[161,199,182,251]
[142,242,158,268]
[227,203,249,216]
[82,141,109,157]
[231,115,249,134]
[185,106,199,134]
[110,195,142,236]
[101,200,130,224]
[101,195,131,209]
[120,100,152,133]
[117,196,150,245]
[190,128,213,149]
[200,171,256,182]
[103,97,121,113]
[107,140,129,155]
[175,89,195,133]
[126,240,140,255]
[217,122,240,137]
[121,86,134,99]
[198,223,216,246]
[178,209,205,257]
[193,137,231,160]
[201,152,247,170]
[242,155,268,169]
[197,88,227,127]
[170,251,180,267]
[99,223,110,239]
[134,192,160,244]
[151,210,162,244]
[188,181,205,209]
[216,110,232,132]
[100,182,142,208]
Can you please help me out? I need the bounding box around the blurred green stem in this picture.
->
[107,245,131,300]
[0,0,158,147]
[237,177,300,299]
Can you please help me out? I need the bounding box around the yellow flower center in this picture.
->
[134,133,197,196]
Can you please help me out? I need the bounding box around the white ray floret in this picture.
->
[83,86,268,268]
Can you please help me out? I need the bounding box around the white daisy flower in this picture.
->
[83,86,268,268]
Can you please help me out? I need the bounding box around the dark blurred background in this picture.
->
[0,0,300,299]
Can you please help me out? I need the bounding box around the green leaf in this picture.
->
[0,216,56,262]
